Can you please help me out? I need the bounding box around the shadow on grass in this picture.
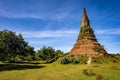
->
[4,61,41,64]
[0,64,45,71]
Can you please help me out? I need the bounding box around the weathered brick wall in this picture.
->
[70,40,107,55]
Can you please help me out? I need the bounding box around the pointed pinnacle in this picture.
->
[81,7,90,27]
[83,7,86,13]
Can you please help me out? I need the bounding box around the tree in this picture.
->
[24,45,36,61]
[0,30,35,61]
[37,46,56,62]
[25,45,35,56]
[55,50,63,57]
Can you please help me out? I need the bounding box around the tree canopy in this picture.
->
[36,46,63,62]
[0,30,35,61]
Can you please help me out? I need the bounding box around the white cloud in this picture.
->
[0,3,71,20]
[17,29,120,38]
[16,28,120,38]
[96,28,120,35]
[18,29,78,38]
[0,11,70,20]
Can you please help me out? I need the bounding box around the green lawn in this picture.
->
[0,60,120,80]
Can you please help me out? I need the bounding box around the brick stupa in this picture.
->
[69,8,107,55]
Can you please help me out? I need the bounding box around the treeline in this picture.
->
[35,46,64,63]
[0,30,63,62]
[1,30,120,64]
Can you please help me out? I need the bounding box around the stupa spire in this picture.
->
[69,8,107,56]
[81,8,90,27]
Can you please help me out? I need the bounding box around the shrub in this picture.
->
[83,69,88,75]
[14,56,23,62]
[6,56,15,62]
[73,56,80,64]
[69,57,75,63]
[60,55,88,64]
[93,45,104,52]
[5,55,23,62]
[91,54,120,64]
[96,74,105,80]
[91,56,103,64]
[79,55,88,64]
[24,55,33,61]
[60,57,69,64]
[89,69,96,76]
[83,69,96,76]
[111,66,120,70]
[36,46,63,63]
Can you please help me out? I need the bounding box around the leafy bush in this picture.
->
[60,55,88,64]
[79,55,88,64]
[82,69,96,76]
[55,50,64,57]
[93,45,104,52]
[24,55,33,61]
[60,57,69,64]
[36,46,63,63]
[73,59,80,64]
[96,74,106,80]
[69,57,75,63]
[83,69,88,75]
[73,56,80,64]
[37,46,55,61]
[111,66,120,70]
[91,54,120,64]
[5,55,23,62]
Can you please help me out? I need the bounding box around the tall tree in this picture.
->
[0,30,35,61]
[37,46,55,61]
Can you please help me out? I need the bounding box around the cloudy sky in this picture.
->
[0,0,120,53]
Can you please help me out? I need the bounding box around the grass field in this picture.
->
[0,59,120,80]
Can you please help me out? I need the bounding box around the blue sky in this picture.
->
[0,0,120,53]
